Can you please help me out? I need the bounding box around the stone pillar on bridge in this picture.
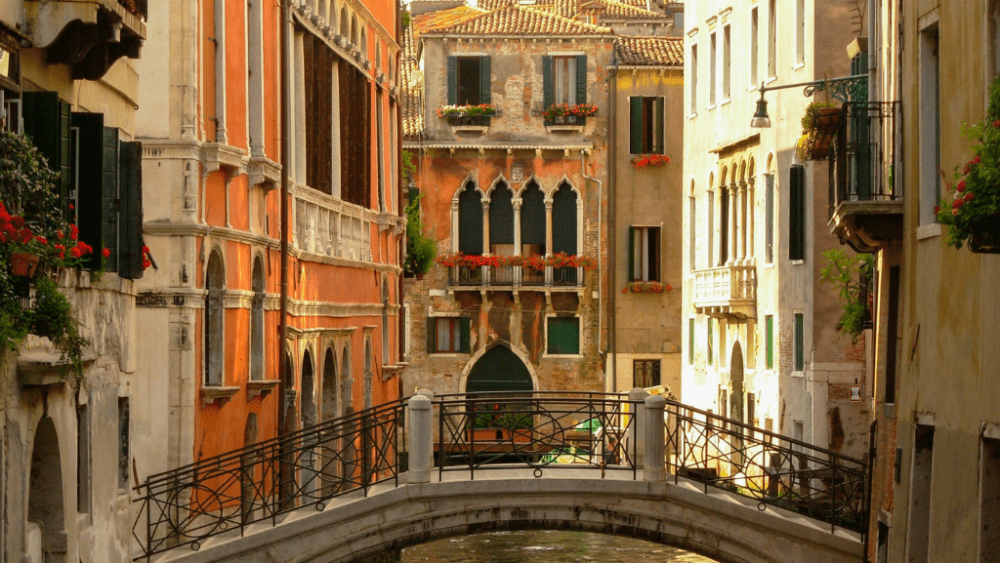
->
[629,388,647,468]
[644,394,666,482]
[408,394,433,484]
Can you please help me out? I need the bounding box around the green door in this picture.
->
[466,346,533,394]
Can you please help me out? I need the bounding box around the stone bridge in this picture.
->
[135,392,867,563]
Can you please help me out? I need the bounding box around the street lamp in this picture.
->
[749,75,869,129]
[750,90,770,128]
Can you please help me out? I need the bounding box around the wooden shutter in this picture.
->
[118,141,144,279]
[489,185,514,245]
[72,112,106,270]
[102,127,120,272]
[765,315,774,369]
[458,186,483,255]
[575,54,587,105]
[542,55,553,110]
[765,174,774,262]
[547,317,579,355]
[447,56,457,105]
[479,56,491,105]
[654,97,665,153]
[22,92,72,214]
[707,319,713,365]
[688,318,695,365]
[627,227,635,282]
[629,97,643,154]
[794,313,804,371]
[650,227,661,282]
[459,317,471,353]
[426,317,436,354]
[551,186,576,255]
[789,164,804,260]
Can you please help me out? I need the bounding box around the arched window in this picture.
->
[302,351,316,428]
[458,182,483,255]
[719,167,730,266]
[707,172,715,268]
[489,181,514,255]
[363,341,373,410]
[340,7,349,38]
[341,347,353,417]
[381,281,390,365]
[351,16,358,47]
[520,181,546,256]
[205,250,225,386]
[322,348,338,421]
[250,257,265,381]
[552,183,578,285]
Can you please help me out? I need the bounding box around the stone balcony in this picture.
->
[692,264,757,319]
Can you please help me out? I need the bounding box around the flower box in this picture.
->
[447,115,491,127]
[466,428,531,442]
[541,103,598,123]
[9,252,39,277]
[547,114,585,126]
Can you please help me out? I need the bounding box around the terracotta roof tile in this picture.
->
[583,0,668,19]
[412,5,487,34]
[401,19,424,137]
[423,4,612,36]
[476,0,666,20]
[613,35,683,66]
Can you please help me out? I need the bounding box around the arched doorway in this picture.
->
[29,417,66,563]
[465,345,534,394]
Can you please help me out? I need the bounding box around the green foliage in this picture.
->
[401,150,417,184]
[470,403,532,429]
[801,100,839,132]
[402,9,411,28]
[405,193,436,276]
[819,249,874,343]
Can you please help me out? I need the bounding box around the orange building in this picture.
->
[134,0,404,478]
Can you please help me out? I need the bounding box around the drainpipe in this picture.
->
[278,0,290,434]
[608,60,618,393]
[580,150,602,377]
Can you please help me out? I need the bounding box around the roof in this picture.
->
[412,5,487,33]
[476,0,666,20]
[613,35,683,66]
[400,18,423,138]
[583,0,668,20]
[421,4,613,36]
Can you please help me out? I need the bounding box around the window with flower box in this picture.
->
[427,317,470,354]
[543,54,587,124]
[447,55,490,108]
[628,226,660,282]
[630,97,664,154]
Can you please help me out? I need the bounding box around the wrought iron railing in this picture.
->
[132,399,407,560]
[828,102,901,218]
[447,265,584,288]
[661,401,867,533]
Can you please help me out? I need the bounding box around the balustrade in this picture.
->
[295,195,371,263]
[692,264,757,318]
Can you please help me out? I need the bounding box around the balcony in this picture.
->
[692,264,757,319]
[827,102,902,252]
[448,265,582,290]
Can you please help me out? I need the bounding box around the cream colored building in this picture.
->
[681,0,871,458]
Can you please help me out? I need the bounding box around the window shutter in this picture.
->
[459,317,471,353]
[789,164,804,260]
[765,315,774,369]
[794,313,804,371]
[479,56,491,105]
[575,55,587,105]
[654,97,665,153]
[629,97,643,154]
[72,112,106,270]
[102,127,120,273]
[426,317,436,354]
[627,227,635,282]
[447,56,457,105]
[22,92,72,213]
[651,227,661,282]
[118,142,144,279]
[542,55,554,110]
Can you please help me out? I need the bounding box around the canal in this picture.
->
[402,530,718,562]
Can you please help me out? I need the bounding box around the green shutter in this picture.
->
[118,142,144,279]
[629,97,643,154]
[479,56,491,105]
[551,186,576,255]
[458,185,483,255]
[22,92,72,215]
[688,318,694,365]
[789,165,804,261]
[627,227,635,282]
[575,54,587,105]
[794,313,804,371]
[427,317,436,354]
[72,112,106,270]
[102,127,120,273]
[765,315,774,369]
[650,227,660,282]
[447,56,457,105]
[654,97,665,153]
[520,184,546,246]
[707,319,713,365]
[459,317,471,353]
[547,317,579,355]
[542,55,553,111]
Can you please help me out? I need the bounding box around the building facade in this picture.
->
[0,1,147,562]
[132,0,404,492]
[681,0,871,458]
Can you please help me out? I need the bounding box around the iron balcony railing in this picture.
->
[448,265,584,288]
[828,101,901,218]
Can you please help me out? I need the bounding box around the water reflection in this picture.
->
[402,530,718,562]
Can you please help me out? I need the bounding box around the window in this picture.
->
[547,317,580,355]
[633,360,661,388]
[688,318,695,365]
[204,251,225,386]
[765,173,774,263]
[707,319,714,365]
[794,313,804,371]
[980,435,1000,561]
[765,315,774,369]
[767,0,777,78]
[304,35,335,196]
[796,0,805,65]
[907,423,935,563]
[428,317,470,353]
[690,44,698,114]
[629,96,665,154]
[885,266,900,404]
[709,32,717,106]
[789,165,805,260]
[543,55,587,110]
[722,25,731,100]
[447,55,491,106]
[707,187,715,267]
[689,193,696,272]
[250,258,265,381]
[629,226,660,282]
[991,1,1000,79]
[458,182,483,255]
[77,403,90,514]
[118,397,130,490]
[719,183,729,265]
[918,22,940,226]
[750,8,759,86]
[340,62,371,208]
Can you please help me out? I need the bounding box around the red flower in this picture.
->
[0,209,9,223]
[35,236,47,245]
[12,216,25,229]
[142,245,150,254]
[956,180,966,192]
[70,224,79,240]
[143,259,152,269]
[70,247,82,258]
[69,204,75,210]
[102,247,111,259]
[964,192,975,202]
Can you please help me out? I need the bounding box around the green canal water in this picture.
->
[401,530,717,562]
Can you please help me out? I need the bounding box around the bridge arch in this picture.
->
[460,341,537,393]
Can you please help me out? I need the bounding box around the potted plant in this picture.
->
[936,76,1000,253]
[819,249,874,343]
[436,104,499,127]
[542,103,598,125]
[404,193,436,279]
[466,403,532,442]
[798,100,841,161]
[631,154,671,169]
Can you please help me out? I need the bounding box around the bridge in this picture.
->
[132,391,868,563]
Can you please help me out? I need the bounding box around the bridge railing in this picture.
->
[131,398,409,560]
[432,392,637,479]
[660,400,867,533]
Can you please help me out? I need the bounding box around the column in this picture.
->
[747,180,756,262]
[736,182,746,264]
[450,200,459,253]
[644,394,666,482]
[407,395,432,483]
[727,185,737,266]
[482,199,490,284]
[294,32,307,185]
[545,198,554,284]
[214,0,228,144]
[512,198,522,285]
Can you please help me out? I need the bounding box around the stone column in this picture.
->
[512,198,523,286]
[727,185,737,266]
[629,388,647,468]
[736,182,746,264]
[481,199,491,253]
[214,0,228,144]
[408,395,432,484]
[747,181,755,262]
[644,394,666,482]
[545,199,554,285]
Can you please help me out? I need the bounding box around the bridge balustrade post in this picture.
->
[408,395,433,484]
[628,388,647,468]
[644,394,666,482]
